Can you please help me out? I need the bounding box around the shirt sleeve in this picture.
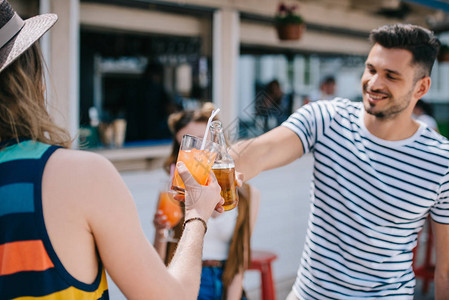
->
[431,167,449,224]
[281,100,338,155]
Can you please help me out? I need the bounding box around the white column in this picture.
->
[39,0,51,67]
[39,0,52,114]
[213,9,239,133]
[47,0,80,147]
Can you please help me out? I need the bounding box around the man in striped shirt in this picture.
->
[232,24,449,299]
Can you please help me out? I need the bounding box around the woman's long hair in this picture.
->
[0,43,71,148]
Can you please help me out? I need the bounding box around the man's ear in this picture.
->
[414,76,431,100]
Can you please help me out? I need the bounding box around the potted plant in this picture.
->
[438,43,449,63]
[275,2,305,41]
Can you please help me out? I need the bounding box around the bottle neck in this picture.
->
[210,121,233,162]
[211,128,226,147]
[210,121,224,145]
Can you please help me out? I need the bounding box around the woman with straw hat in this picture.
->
[0,1,224,299]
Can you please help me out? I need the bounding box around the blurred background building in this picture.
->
[12,0,449,171]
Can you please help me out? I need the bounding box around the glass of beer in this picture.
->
[171,134,218,197]
[210,121,238,211]
[212,166,238,211]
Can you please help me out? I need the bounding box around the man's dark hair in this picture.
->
[369,24,440,77]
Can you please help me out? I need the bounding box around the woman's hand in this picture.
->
[176,162,224,222]
[153,210,170,231]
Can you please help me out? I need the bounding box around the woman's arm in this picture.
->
[226,272,245,300]
[89,158,221,299]
[152,210,168,261]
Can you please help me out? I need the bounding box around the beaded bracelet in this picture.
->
[183,217,207,234]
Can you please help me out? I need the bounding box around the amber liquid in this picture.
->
[213,166,238,211]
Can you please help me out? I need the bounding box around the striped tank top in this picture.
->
[282,98,449,299]
[0,139,108,299]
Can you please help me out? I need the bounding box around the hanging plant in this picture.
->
[275,2,305,41]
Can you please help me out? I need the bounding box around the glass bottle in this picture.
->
[210,120,238,211]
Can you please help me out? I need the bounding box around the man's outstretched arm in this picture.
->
[230,126,304,181]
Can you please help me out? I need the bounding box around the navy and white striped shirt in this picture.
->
[282,98,449,299]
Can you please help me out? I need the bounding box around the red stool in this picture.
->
[248,250,278,300]
[412,216,435,294]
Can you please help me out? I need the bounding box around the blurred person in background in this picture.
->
[0,1,224,299]
[231,24,449,299]
[413,99,439,132]
[126,61,177,142]
[255,79,291,131]
[153,102,260,300]
[304,75,337,105]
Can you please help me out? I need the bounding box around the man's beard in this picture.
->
[363,83,413,120]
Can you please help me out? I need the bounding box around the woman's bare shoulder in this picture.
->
[245,184,260,232]
[248,185,260,203]
[47,148,119,178]
[44,149,125,202]
[50,148,112,166]
[238,183,260,204]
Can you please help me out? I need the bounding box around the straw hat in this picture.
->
[0,0,57,73]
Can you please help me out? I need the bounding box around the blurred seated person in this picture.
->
[125,61,178,142]
[305,75,336,104]
[413,99,439,132]
[255,79,290,131]
[153,102,260,300]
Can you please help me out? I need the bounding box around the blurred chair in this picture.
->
[412,215,435,294]
[248,250,278,300]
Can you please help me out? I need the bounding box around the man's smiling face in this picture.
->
[361,43,422,120]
